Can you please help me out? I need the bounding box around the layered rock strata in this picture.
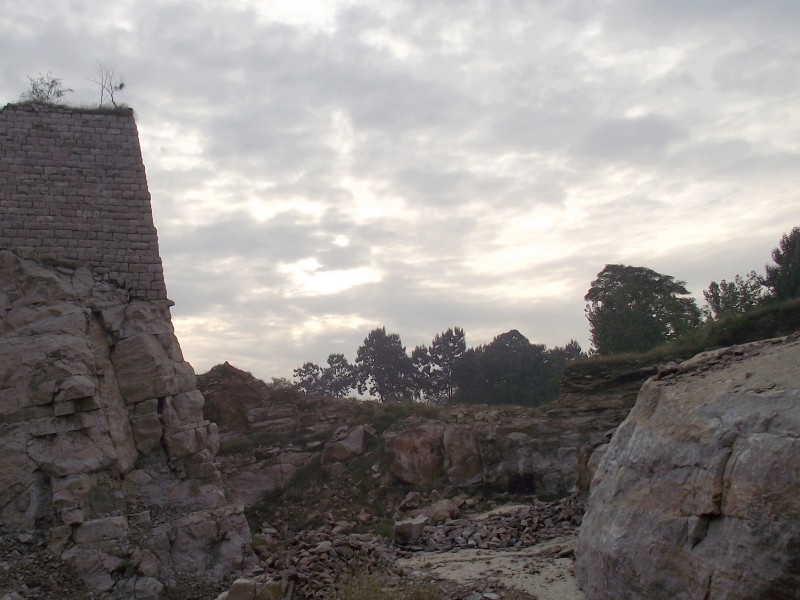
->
[200,362,634,506]
[382,400,628,499]
[0,251,253,598]
[575,335,800,599]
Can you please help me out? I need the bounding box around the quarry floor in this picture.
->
[398,504,586,600]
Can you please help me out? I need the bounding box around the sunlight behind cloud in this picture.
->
[247,197,326,223]
[290,313,375,342]
[278,257,382,296]
[360,29,421,62]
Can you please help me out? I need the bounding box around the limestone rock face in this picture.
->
[0,251,253,597]
[384,419,445,485]
[321,425,366,464]
[575,336,800,600]
[382,402,628,498]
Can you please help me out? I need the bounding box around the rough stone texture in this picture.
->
[384,419,445,485]
[0,251,254,597]
[0,102,258,600]
[201,361,637,506]
[394,514,429,544]
[219,492,583,600]
[382,400,631,499]
[198,364,379,507]
[576,335,800,600]
[321,424,366,464]
[0,103,166,300]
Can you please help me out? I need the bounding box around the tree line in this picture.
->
[294,226,799,405]
[293,326,585,407]
[586,226,800,355]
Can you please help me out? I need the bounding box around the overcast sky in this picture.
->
[2,0,799,381]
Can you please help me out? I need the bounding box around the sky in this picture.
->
[2,0,799,382]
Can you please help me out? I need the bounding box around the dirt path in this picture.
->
[399,533,586,600]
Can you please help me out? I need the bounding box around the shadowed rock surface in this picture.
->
[576,335,800,599]
[0,252,253,598]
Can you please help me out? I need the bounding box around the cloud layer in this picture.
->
[2,0,798,379]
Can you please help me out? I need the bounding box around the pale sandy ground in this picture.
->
[398,505,586,600]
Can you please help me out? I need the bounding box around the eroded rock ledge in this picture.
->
[575,334,800,599]
[0,251,253,598]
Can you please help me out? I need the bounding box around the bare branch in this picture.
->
[88,60,126,107]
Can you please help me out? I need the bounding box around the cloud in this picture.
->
[2,0,799,381]
[576,115,685,162]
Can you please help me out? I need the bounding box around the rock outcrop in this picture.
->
[575,335,800,599]
[0,251,253,597]
[199,362,637,507]
[382,398,631,499]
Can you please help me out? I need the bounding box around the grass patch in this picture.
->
[3,100,133,115]
[567,298,800,377]
[366,403,441,434]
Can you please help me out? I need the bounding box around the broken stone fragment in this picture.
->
[394,514,429,545]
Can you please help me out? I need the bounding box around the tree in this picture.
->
[88,60,125,107]
[411,344,433,399]
[412,327,466,405]
[765,227,800,300]
[293,354,355,397]
[319,353,355,398]
[293,361,323,395]
[20,72,73,104]
[452,329,558,407]
[585,264,701,355]
[355,327,416,403]
[702,271,765,320]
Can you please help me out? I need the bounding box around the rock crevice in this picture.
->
[0,251,253,598]
[576,336,800,600]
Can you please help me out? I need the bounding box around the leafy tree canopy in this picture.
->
[412,327,466,405]
[355,327,416,403]
[451,329,576,407]
[293,361,324,395]
[320,353,355,398]
[292,354,356,398]
[765,226,800,300]
[585,264,701,355]
[702,271,765,320]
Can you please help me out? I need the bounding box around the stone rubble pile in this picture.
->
[395,494,582,552]
[216,494,583,600]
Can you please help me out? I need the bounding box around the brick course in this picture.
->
[0,103,167,300]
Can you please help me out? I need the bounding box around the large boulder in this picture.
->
[576,336,800,599]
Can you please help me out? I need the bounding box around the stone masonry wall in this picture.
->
[0,103,167,301]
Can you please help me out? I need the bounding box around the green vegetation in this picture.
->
[295,327,584,408]
[585,264,701,355]
[573,296,800,372]
[355,327,418,402]
[19,72,73,104]
[10,66,130,114]
[765,226,800,300]
[702,270,765,320]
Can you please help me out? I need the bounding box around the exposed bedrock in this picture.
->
[0,251,253,597]
[575,335,800,599]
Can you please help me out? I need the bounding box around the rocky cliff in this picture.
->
[0,251,253,598]
[198,361,636,511]
[575,334,800,599]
